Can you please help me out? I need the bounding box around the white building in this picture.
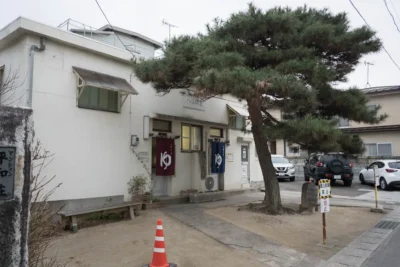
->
[0,17,271,204]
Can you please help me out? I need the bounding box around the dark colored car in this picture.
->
[303,152,354,186]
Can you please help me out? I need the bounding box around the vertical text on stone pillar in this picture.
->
[0,147,16,201]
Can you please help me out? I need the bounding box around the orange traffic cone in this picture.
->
[143,219,177,267]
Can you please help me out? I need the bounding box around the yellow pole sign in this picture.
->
[318,179,332,245]
[373,165,379,209]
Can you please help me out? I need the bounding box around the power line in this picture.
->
[94,0,136,58]
[348,0,400,72]
[389,0,400,24]
[383,0,400,33]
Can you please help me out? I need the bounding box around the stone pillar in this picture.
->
[299,182,318,213]
[0,106,33,267]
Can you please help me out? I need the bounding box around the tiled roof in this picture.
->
[341,124,400,133]
[361,85,400,95]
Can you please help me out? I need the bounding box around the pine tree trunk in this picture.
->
[247,96,283,214]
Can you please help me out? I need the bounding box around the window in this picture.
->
[367,104,377,111]
[365,143,392,157]
[369,162,384,169]
[181,124,202,151]
[388,162,400,169]
[338,118,350,127]
[289,146,300,154]
[228,109,245,130]
[378,143,392,156]
[365,144,378,157]
[272,156,290,164]
[153,119,171,132]
[309,154,318,164]
[78,86,119,112]
[210,127,223,138]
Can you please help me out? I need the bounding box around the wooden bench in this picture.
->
[58,201,142,232]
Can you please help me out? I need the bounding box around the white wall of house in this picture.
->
[25,35,148,201]
[225,129,263,190]
[0,19,266,202]
[0,36,30,106]
[72,32,156,59]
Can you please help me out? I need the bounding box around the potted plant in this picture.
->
[127,174,149,202]
[143,196,163,210]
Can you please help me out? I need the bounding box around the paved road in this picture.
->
[280,175,373,197]
[362,225,400,267]
[279,174,400,203]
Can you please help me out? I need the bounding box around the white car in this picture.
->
[359,160,400,190]
[271,155,296,182]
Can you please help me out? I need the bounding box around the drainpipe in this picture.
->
[27,37,46,108]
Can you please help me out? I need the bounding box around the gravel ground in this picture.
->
[45,209,267,267]
[206,206,384,260]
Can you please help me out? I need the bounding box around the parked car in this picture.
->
[359,160,400,190]
[304,152,354,186]
[271,155,295,182]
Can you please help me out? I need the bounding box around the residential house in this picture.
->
[0,17,268,204]
[265,107,307,158]
[340,86,400,157]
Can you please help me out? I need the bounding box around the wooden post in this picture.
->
[373,166,379,209]
[319,179,330,246]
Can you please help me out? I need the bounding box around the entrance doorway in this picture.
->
[151,138,168,196]
[241,145,250,183]
[270,141,277,155]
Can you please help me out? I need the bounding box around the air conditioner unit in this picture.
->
[201,175,219,192]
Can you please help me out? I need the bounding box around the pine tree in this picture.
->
[134,4,385,214]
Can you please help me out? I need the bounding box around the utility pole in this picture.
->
[364,60,374,88]
[162,19,178,43]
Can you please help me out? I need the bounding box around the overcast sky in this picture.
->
[1,0,400,89]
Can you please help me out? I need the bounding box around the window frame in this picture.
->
[377,143,392,157]
[368,161,384,169]
[77,86,120,113]
[367,104,377,111]
[289,146,300,154]
[228,109,246,130]
[209,127,223,138]
[364,143,378,157]
[365,143,392,157]
[152,119,172,133]
[338,117,350,128]
[181,124,202,152]
[377,162,385,168]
